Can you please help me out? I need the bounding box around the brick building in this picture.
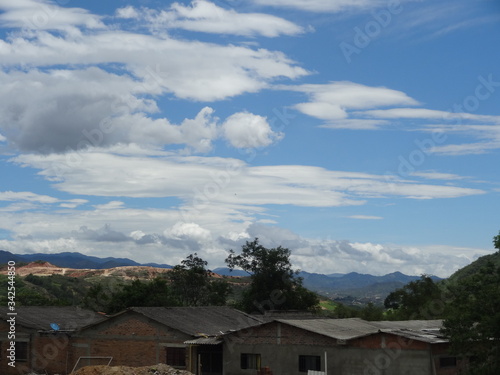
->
[223,318,467,375]
[70,306,263,375]
[0,306,105,375]
[1,307,466,375]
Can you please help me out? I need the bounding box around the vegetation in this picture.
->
[168,253,231,307]
[383,275,443,320]
[440,231,500,375]
[105,278,179,314]
[225,238,319,313]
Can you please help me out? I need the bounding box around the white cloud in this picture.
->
[0,0,104,31]
[0,207,490,277]
[0,68,223,153]
[0,191,59,204]
[319,119,390,130]
[115,6,140,19]
[430,142,500,156]
[0,27,309,102]
[222,112,283,148]
[419,124,500,155]
[58,199,88,209]
[410,171,467,180]
[11,151,485,207]
[287,81,419,122]
[252,0,388,13]
[362,108,500,123]
[119,1,305,37]
[286,82,500,135]
[348,215,383,220]
[166,222,212,242]
[94,201,125,210]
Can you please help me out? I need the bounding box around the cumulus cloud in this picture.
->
[166,222,212,242]
[222,112,283,148]
[0,196,492,277]
[0,68,227,153]
[117,1,305,37]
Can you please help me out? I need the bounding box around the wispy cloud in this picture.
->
[347,215,383,220]
[116,0,305,37]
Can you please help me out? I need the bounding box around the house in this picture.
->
[222,318,467,375]
[71,306,263,375]
[0,306,106,375]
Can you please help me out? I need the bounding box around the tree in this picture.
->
[225,238,319,313]
[168,253,231,306]
[441,261,500,374]
[360,302,384,321]
[493,230,500,253]
[106,278,179,313]
[384,275,442,320]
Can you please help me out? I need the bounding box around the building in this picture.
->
[223,318,467,375]
[0,307,466,375]
[71,306,263,375]
[0,306,105,375]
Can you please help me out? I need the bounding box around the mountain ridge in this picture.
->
[0,250,442,302]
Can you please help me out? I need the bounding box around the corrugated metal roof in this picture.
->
[0,306,105,331]
[130,306,263,337]
[276,318,380,340]
[274,318,448,343]
[370,320,443,331]
[184,337,223,345]
[371,320,447,344]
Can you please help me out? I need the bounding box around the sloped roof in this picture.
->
[276,318,380,340]
[271,318,448,343]
[0,306,105,331]
[371,320,447,344]
[129,306,263,337]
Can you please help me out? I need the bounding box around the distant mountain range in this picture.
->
[0,250,442,303]
[0,250,173,270]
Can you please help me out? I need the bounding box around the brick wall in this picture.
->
[227,321,338,347]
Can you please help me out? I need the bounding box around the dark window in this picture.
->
[440,357,457,368]
[241,353,261,370]
[166,347,186,367]
[15,342,28,362]
[299,355,321,372]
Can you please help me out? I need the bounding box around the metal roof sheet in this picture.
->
[130,306,263,337]
[0,306,105,331]
[276,318,380,340]
[273,318,448,343]
[184,337,223,345]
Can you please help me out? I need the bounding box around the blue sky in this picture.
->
[0,0,499,277]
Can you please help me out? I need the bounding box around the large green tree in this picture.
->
[225,238,319,314]
[442,265,500,373]
[106,278,179,313]
[168,253,231,306]
[384,275,443,320]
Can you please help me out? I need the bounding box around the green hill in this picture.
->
[444,250,500,286]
